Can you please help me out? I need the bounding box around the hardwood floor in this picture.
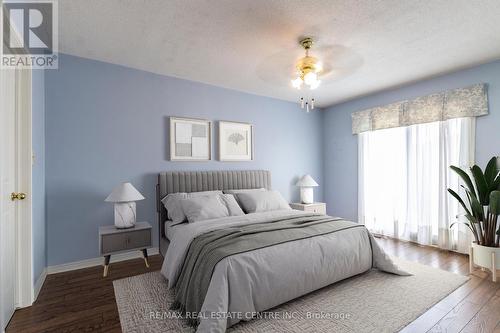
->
[6,238,500,333]
[6,256,163,333]
[377,237,500,333]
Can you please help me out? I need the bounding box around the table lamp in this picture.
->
[296,175,319,204]
[105,182,145,229]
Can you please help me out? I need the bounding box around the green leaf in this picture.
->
[450,221,475,235]
[450,165,476,198]
[464,213,479,224]
[460,214,481,244]
[447,188,471,216]
[490,191,500,215]
[466,188,485,221]
[484,157,499,188]
[450,221,470,229]
[463,214,481,244]
[493,175,500,191]
[471,165,489,205]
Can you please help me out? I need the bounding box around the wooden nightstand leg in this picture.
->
[103,255,111,277]
[142,249,149,268]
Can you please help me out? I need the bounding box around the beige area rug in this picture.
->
[113,259,468,333]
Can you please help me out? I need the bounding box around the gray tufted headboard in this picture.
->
[156,170,272,256]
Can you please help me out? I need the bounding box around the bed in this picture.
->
[156,170,273,256]
[156,170,408,332]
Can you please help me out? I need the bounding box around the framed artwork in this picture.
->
[170,117,211,161]
[218,121,253,161]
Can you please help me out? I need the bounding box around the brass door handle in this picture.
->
[11,192,26,201]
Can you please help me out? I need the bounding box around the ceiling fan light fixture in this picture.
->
[291,77,303,89]
[303,72,318,86]
[292,38,322,91]
[292,37,322,111]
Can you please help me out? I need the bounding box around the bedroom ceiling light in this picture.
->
[291,38,321,90]
[291,37,321,112]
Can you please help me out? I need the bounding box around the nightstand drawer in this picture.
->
[101,229,151,254]
[305,205,326,214]
[290,203,326,215]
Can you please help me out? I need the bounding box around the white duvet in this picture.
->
[161,210,409,332]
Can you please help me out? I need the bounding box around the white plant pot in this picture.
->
[470,242,500,282]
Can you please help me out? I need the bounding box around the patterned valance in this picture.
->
[352,84,488,134]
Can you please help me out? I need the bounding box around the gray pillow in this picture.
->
[161,190,223,225]
[223,188,266,195]
[219,194,245,216]
[236,190,291,213]
[180,195,229,223]
[224,188,266,206]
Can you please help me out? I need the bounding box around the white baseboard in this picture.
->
[33,268,47,302]
[47,247,159,275]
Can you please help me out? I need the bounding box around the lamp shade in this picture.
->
[105,182,145,202]
[295,174,319,187]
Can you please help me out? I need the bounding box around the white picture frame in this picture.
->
[218,121,253,161]
[170,117,211,161]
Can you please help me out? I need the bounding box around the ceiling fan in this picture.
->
[256,37,363,111]
[291,37,322,112]
[291,37,322,91]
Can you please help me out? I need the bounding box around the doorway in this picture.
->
[0,66,33,331]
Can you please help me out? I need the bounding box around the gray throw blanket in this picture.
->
[171,214,364,323]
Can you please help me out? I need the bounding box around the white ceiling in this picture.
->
[58,0,500,108]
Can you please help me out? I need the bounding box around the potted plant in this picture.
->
[448,156,500,282]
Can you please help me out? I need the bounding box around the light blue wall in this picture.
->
[45,54,324,266]
[32,69,46,284]
[45,55,500,267]
[323,60,500,220]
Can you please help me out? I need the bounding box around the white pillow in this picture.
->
[180,196,229,223]
[219,194,245,216]
[161,190,223,225]
[235,190,291,213]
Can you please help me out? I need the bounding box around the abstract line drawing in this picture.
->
[170,117,211,161]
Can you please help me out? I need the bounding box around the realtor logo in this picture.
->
[2,0,58,68]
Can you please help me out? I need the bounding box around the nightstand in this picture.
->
[99,221,152,277]
[290,202,327,214]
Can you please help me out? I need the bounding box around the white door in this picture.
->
[0,68,18,331]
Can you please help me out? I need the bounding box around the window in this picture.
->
[358,118,475,253]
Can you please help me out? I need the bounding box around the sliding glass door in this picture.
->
[358,118,475,253]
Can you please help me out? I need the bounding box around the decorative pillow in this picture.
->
[223,188,266,195]
[218,194,245,216]
[235,190,291,213]
[180,195,229,223]
[224,188,266,206]
[161,190,223,225]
